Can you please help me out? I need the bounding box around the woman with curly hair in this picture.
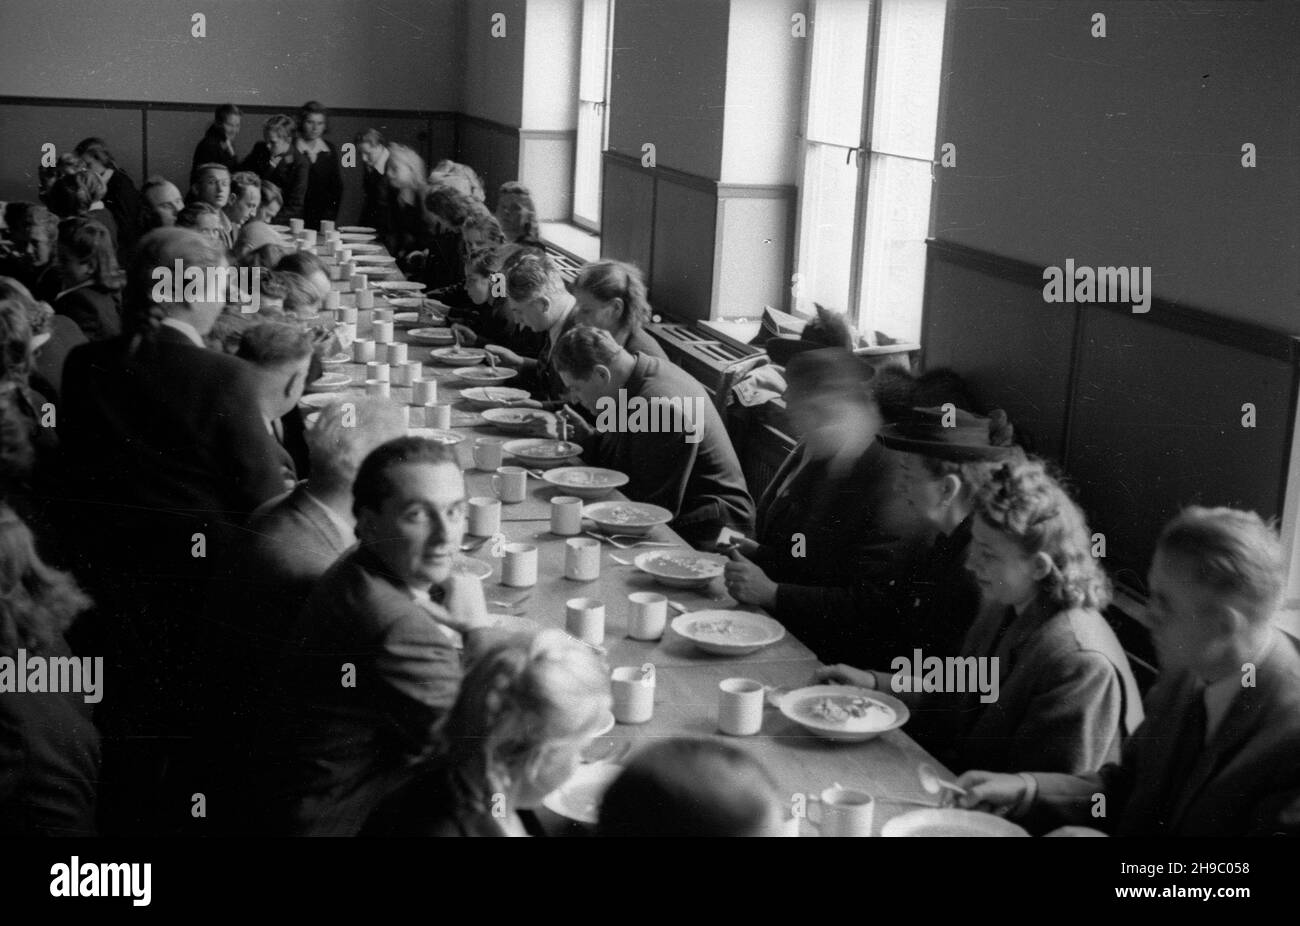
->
[819,456,1144,775]
[0,505,100,835]
[362,628,611,836]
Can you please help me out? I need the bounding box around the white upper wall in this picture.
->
[522,0,581,130]
[720,0,807,185]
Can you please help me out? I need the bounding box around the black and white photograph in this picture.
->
[0,0,1296,908]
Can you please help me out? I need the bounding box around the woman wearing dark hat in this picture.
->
[720,350,926,659]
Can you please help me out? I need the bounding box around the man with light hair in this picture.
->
[957,506,1300,836]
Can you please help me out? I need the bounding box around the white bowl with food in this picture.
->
[429,346,488,366]
[483,407,557,434]
[408,327,456,345]
[880,808,1028,838]
[504,438,583,468]
[338,225,377,234]
[582,500,672,536]
[408,428,465,447]
[777,685,908,742]
[670,610,785,656]
[308,372,352,392]
[460,386,532,410]
[452,365,518,384]
[542,763,622,826]
[375,280,427,293]
[540,466,628,500]
[634,550,727,589]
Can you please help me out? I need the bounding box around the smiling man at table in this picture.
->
[264,437,494,835]
[957,507,1300,836]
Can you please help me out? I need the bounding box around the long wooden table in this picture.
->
[310,260,949,836]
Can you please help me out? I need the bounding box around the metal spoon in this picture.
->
[918,763,967,797]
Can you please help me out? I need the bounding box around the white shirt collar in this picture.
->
[159,317,205,347]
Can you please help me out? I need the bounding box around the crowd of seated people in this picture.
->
[0,106,1297,841]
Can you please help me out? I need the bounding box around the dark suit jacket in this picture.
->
[242,143,310,221]
[913,597,1145,775]
[192,124,240,177]
[0,636,101,836]
[362,761,511,837]
[582,353,755,547]
[32,315,87,403]
[54,283,121,341]
[754,440,915,661]
[266,546,486,835]
[103,170,142,258]
[359,165,392,238]
[1027,627,1300,836]
[299,141,343,229]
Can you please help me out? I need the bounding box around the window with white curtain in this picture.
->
[572,0,613,231]
[793,0,946,343]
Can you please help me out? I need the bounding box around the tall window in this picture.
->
[793,0,946,343]
[573,0,613,231]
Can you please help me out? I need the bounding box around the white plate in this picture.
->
[345,243,385,254]
[542,763,622,826]
[452,366,518,384]
[482,407,556,434]
[880,808,1028,838]
[392,312,423,328]
[452,556,493,581]
[320,352,351,366]
[490,613,542,634]
[460,386,532,409]
[338,226,376,234]
[430,347,488,366]
[376,280,427,292]
[634,551,727,589]
[308,373,352,392]
[540,466,628,500]
[670,610,786,657]
[583,501,673,536]
[592,710,616,737]
[352,254,396,264]
[362,265,402,278]
[777,685,908,742]
[408,428,465,446]
[268,224,291,233]
[504,439,583,468]
[408,327,456,344]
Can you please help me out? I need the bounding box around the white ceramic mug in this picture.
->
[387,342,408,365]
[566,597,605,645]
[492,466,527,503]
[352,338,375,363]
[411,379,437,406]
[325,290,341,311]
[340,306,359,324]
[473,438,505,471]
[611,664,655,724]
[626,591,668,641]
[391,360,415,386]
[366,361,390,383]
[718,677,765,736]
[428,402,453,429]
[353,272,369,293]
[550,495,583,536]
[372,307,394,323]
[320,219,336,234]
[357,287,376,310]
[565,537,601,581]
[365,379,390,398]
[808,786,875,838]
[467,497,502,537]
[502,543,538,588]
[372,320,393,344]
[289,218,305,234]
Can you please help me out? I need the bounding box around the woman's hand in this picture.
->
[484,344,526,368]
[730,537,761,557]
[811,664,877,689]
[723,549,778,609]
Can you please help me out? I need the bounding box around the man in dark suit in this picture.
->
[356,129,392,238]
[263,437,492,836]
[958,506,1300,836]
[191,103,242,178]
[59,227,287,833]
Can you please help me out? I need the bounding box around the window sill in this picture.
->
[540,221,601,264]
